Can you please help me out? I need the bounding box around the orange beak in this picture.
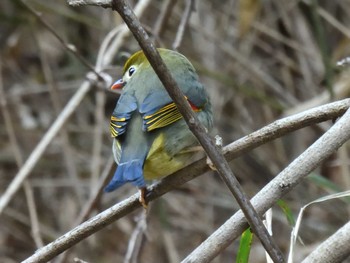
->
[111,79,125,90]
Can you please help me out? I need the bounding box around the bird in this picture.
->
[104,48,213,208]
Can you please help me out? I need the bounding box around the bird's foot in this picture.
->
[139,187,148,209]
[206,135,223,171]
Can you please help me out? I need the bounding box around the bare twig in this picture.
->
[4,207,59,240]
[124,210,149,263]
[23,191,142,263]
[37,35,85,205]
[182,106,350,263]
[172,0,195,50]
[22,98,349,263]
[0,59,44,248]
[111,1,284,261]
[90,90,106,188]
[100,0,152,66]
[75,156,115,224]
[20,0,104,81]
[301,221,350,263]
[221,41,298,106]
[152,0,178,38]
[54,153,114,263]
[317,7,350,38]
[73,257,90,263]
[224,99,349,161]
[24,184,44,248]
[162,230,181,263]
[0,81,92,215]
[67,0,113,8]
[283,70,350,116]
[52,0,152,259]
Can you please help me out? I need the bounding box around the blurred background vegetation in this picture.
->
[1,0,350,262]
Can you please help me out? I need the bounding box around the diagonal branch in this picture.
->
[20,0,104,81]
[301,220,350,263]
[0,81,92,215]
[0,58,44,248]
[182,105,350,263]
[22,98,349,263]
[0,0,151,216]
[110,1,284,261]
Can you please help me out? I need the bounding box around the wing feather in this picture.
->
[110,93,137,137]
[140,89,205,132]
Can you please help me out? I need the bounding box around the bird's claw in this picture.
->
[139,188,148,209]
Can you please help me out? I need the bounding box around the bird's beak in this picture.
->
[111,79,125,90]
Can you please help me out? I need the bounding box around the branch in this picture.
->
[172,0,195,50]
[0,81,92,215]
[0,0,151,217]
[22,99,350,263]
[182,104,350,263]
[0,58,44,248]
[152,0,178,38]
[110,1,284,261]
[301,221,350,263]
[21,0,104,81]
[67,0,113,8]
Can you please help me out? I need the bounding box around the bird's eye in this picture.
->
[128,66,136,77]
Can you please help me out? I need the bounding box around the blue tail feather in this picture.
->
[104,159,146,192]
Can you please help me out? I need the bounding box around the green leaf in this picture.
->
[236,228,253,263]
[308,173,341,193]
[277,199,295,226]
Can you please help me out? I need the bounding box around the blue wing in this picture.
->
[139,82,207,132]
[110,93,137,137]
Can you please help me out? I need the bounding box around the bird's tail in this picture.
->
[104,159,146,192]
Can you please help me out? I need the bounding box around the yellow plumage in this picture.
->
[143,133,185,180]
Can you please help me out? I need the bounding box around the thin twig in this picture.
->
[111,1,284,261]
[24,184,44,248]
[101,0,152,66]
[124,210,149,263]
[54,157,115,263]
[162,230,181,263]
[283,69,350,116]
[0,81,92,215]
[67,0,113,8]
[172,0,195,50]
[73,257,90,263]
[153,0,178,38]
[4,207,59,240]
[53,0,152,258]
[90,90,106,189]
[317,7,350,38]
[20,0,104,81]
[22,98,349,263]
[0,58,44,248]
[36,34,85,205]
[76,156,115,224]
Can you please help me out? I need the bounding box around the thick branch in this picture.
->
[22,99,349,263]
[302,221,350,263]
[182,105,350,263]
